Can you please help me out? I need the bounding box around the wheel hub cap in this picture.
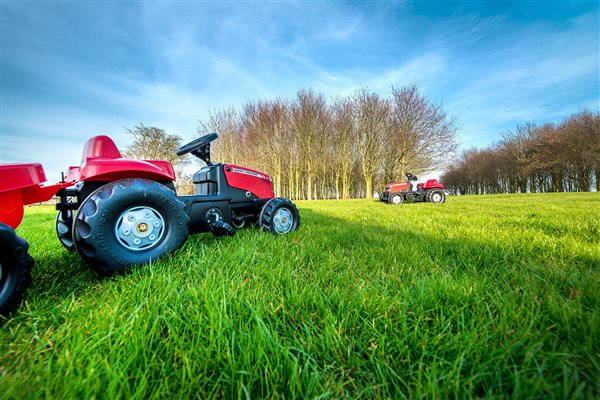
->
[273,208,293,234]
[115,206,165,251]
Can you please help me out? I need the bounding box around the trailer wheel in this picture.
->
[388,193,404,205]
[260,198,300,234]
[0,223,33,316]
[428,189,446,204]
[72,179,190,275]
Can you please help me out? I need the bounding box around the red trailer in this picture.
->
[0,163,70,315]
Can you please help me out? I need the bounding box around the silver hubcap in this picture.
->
[432,193,442,202]
[115,206,165,251]
[392,196,401,204]
[273,208,293,234]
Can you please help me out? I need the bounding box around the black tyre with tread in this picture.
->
[0,223,33,316]
[56,208,75,252]
[388,193,404,205]
[72,179,190,275]
[428,189,446,204]
[259,198,300,234]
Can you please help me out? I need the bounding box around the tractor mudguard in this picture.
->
[70,136,176,183]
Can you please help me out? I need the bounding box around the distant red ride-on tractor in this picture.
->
[1,132,300,316]
[380,173,446,205]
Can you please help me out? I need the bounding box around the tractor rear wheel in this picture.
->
[72,179,190,275]
[0,223,33,316]
[388,193,404,205]
[259,198,300,234]
[428,189,446,204]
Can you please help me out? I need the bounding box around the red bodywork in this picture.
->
[386,182,411,193]
[223,164,274,198]
[0,164,70,229]
[386,179,444,193]
[1,136,177,229]
[418,179,445,190]
[65,135,176,183]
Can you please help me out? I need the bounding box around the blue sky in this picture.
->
[1,1,598,181]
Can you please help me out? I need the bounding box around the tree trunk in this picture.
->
[275,167,281,198]
[341,164,350,199]
[288,167,294,200]
[400,155,406,180]
[306,159,313,200]
[364,175,373,199]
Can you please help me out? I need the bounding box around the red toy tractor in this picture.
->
[379,173,446,205]
[1,133,300,315]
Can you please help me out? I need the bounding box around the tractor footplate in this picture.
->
[209,220,235,237]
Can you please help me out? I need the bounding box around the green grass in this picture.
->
[1,193,599,399]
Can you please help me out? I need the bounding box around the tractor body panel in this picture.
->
[188,163,274,232]
[223,164,274,199]
[380,182,410,202]
[386,182,411,193]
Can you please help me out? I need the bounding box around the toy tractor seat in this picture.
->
[81,135,123,161]
[422,179,444,189]
[74,135,176,182]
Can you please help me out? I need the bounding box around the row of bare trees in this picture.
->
[441,110,600,195]
[199,86,458,199]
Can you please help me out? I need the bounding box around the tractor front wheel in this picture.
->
[259,198,300,234]
[428,189,446,204]
[0,223,33,316]
[388,193,404,205]
[72,179,190,275]
[56,208,75,252]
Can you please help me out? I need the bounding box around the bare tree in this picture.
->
[354,89,389,198]
[385,85,459,182]
[193,85,462,200]
[123,124,185,168]
[241,99,290,196]
[199,107,243,165]
[291,89,329,200]
[330,97,356,199]
[123,124,189,193]
[443,109,599,195]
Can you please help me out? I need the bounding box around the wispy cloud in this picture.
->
[1,2,598,179]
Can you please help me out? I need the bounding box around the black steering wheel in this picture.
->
[176,132,218,156]
[405,173,418,181]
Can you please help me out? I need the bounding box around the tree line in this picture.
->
[197,85,458,199]
[441,110,600,195]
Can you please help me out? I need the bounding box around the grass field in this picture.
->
[1,193,599,399]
